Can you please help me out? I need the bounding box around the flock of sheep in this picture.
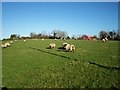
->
[1,37,108,51]
[1,41,13,48]
[1,39,28,48]
[102,37,108,42]
[49,37,108,52]
[1,39,21,48]
[49,42,75,52]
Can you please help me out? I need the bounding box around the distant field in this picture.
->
[2,39,120,88]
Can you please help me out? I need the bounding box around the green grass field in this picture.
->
[2,39,120,88]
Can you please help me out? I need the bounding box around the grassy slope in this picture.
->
[2,39,120,88]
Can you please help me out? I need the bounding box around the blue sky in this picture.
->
[2,2,118,39]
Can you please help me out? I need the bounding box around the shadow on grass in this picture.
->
[57,47,68,52]
[57,47,76,53]
[46,47,51,49]
[29,47,119,71]
[58,47,64,49]
[29,47,74,60]
[89,61,120,71]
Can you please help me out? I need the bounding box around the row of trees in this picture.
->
[30,30,68,39]
[10,34,20,40]
[7,30,68,40]
[3,29,120,41]
[30,32,52,39]
[99,30,120,40]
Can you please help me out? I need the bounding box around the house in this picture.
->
[82,35,94,40]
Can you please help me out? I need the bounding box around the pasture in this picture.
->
[2,39,120,88]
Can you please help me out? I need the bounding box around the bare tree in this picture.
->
[30,32,36,38]
[52,29,67,38]
[10,34,17,40]
[99,31,108,40]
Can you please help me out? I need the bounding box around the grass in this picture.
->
[2,39,120,88]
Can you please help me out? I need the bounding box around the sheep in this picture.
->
[23,40,26,42]
[69,45,75,52]
[5,42,11,47]
[10,41,13,44]
[42,39,44,40]
[55,38,57,41]
[64,44,75,52]
[14,40,17,42]
[102,39,105,42]
[62,43,68,48]
[2,42,11,48]
[64,44,71,51]
[63,38,66,41]
[105,37,108,41]
[49,43,56,48]
[74,38,78,40]
[102,37,108,42]
[1,44,7,48]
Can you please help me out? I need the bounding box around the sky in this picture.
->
[2,2,118,39]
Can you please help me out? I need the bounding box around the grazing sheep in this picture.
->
[105,37,108,41]
[1,44,7,48]
[5,42,11,47]
[49,43,56,48]
[14,40,17,42]
[74,38,78,40]
[23,40,26,42]
[64,44,75,52]
[63,38,66,41]
[70,45,75,52]
[10,41,13,44]
[64,44,71,51]
[62,43,68,48]
[42,39,44,40]
[55,38,57,41]
[102,39,105,42]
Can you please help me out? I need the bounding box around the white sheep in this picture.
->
[70,45,75,52]
[62,43,68,48]
[15,40,17,42]
[5,42,11,47]
[55,38,57,41]
[49,43,56,48]
[42,39,44,40]
[1,44,7,48]
[105,37,108,41]
[23,40,26,42]
[10,41,13,44]
[102,39,105,42]
[64,44,75,52]
[63,38,66,41]
[64,44,71,51]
